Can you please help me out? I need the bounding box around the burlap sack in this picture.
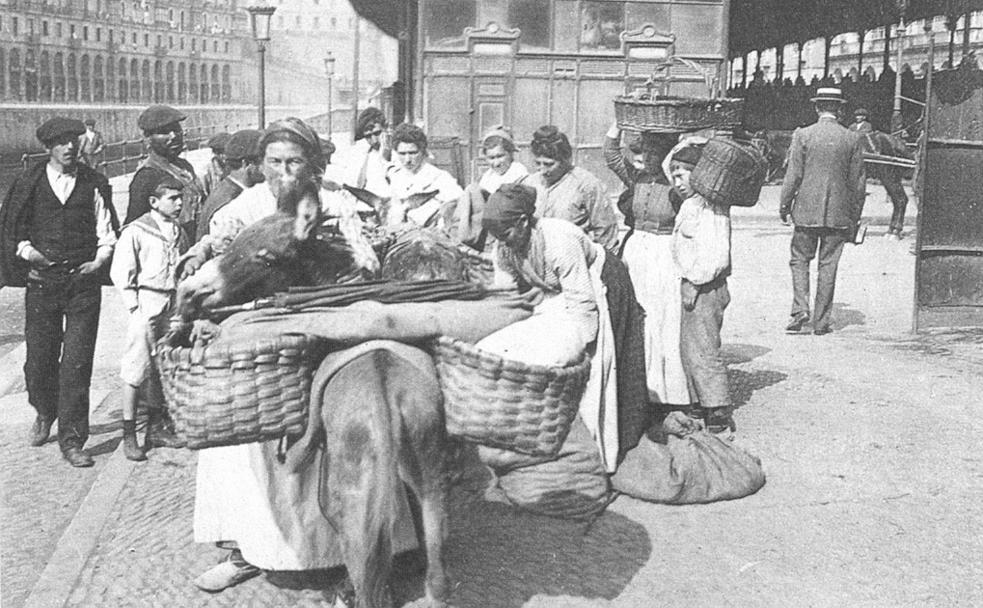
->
[493,416,611,520]
[611,412,765,504]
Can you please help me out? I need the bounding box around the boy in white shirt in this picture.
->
[667,142,735,436]
[110,176,190,460]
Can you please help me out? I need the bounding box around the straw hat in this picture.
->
[810,87,846,103]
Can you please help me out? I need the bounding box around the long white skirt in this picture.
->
[621,230,692,405]
[194,440,417,570]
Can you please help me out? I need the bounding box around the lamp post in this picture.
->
[246,4,276,129]
[324,53,336,138]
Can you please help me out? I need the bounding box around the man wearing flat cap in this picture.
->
[199,131,231,200]
[779,87,866,335]
[196,128,265,241]
[78,118,105,168]
[850,107,873,134]
[127,104,204,241]
[0,116,120,468]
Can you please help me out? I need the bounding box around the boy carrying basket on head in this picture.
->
[110,175,190,460]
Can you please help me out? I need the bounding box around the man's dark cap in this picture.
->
[36,117,86,146]
[226,129,264,160]
[207,132,232,152]
[83,117,96,126]
[854,107,870,117]
[138,105,187,132]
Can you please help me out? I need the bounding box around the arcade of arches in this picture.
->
[0,45,233,104]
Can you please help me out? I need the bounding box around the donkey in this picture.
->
[172,180,452,607]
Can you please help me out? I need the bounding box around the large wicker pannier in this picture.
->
[432,336,591,457]
[155,332,328,450]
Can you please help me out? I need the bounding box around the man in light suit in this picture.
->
[779,87,866,335]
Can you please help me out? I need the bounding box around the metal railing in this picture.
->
[18,121,245,178]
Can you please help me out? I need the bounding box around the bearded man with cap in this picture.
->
[126,104,205,239]
[779,87,866,335]
[195,129,265,241]
[0,117,120,467]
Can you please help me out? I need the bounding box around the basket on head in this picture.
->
[614,96,744,133]
[432,336,591,457]
[155,332,329,450]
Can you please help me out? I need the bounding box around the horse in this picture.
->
[171,182,453,608]
[859,128,914,236]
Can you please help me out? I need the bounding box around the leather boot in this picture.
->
[122,420,147,461]
[145,408,186,449]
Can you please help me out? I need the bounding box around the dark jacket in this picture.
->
[196,175,245,242]
[779,116,866,229]
[0,160,118,288]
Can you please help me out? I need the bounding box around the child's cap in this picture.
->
[671,145,703,168]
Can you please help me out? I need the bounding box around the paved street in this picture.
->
[3,182,983,608]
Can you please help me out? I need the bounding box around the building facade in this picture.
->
[0,0,248,105]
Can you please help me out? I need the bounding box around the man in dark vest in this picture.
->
[0,117,120,467]
[779,87,866,335]
[126,104,204,237]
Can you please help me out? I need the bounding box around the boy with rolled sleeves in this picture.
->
[110,176,190,460]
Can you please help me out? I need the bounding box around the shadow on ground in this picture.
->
[831,302,866,330]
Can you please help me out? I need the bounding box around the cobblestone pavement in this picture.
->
[6,182,983,607]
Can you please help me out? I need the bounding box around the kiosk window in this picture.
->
[424,0,476,48]
[508,0,550,50]
[580,1,623,51]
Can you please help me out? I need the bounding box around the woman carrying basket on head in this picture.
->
[181,118,401,593]
[603,121,694,422]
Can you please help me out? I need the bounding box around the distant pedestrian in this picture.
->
[196,129,265,241]
[779,87,866,335]
[110,175,190,461]
[849,107,873,135]
[199,132,231,200]
[0,117,119,467]
[666,139,735,435]
[126,105,204,240]
[78,118,105,168]
[126,104,201,446]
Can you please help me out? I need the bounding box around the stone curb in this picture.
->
[21,443,137,608]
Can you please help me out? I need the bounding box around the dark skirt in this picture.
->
[600,253,650,465]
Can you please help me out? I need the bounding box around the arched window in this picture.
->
[0,48,6,99]
[177,62,186,103]
[188,62,198,103]
[54,52,65,101]
[67,53,78,101]
[25,49,38,101]
[93,55,104,102]
[80,54,91,101]
[200,63,208,102]
[141,59,151,102]
[118,58,128,103]
[9,48,22,100]
[165,61,174,102]
[130,57,140,101]
[210,63,219,100]
[221,64,230,101]
[105,56,114,101]
[153,59,163,102]
[39,51,51,101]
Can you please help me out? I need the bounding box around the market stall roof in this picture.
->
[348,0,983,57]
[729,0,983,55]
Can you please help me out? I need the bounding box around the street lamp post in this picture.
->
[246,4,276,129]
[324,53,336,139]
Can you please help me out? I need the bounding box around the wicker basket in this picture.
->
[690,136,769,208]
[155,332,328,450]
[432,336,591,457]
[614,96,744,133]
